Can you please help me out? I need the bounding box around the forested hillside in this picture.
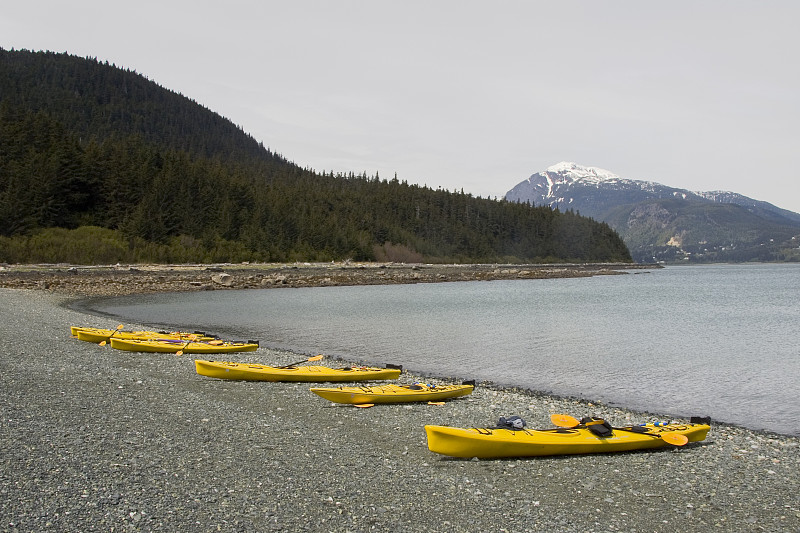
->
[0,49,631,264]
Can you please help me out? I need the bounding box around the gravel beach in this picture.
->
[2,270,799,532]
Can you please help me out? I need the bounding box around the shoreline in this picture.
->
[2,266,799,531]
[2,261,794,439]
[0,261,654,297]
[60,296,797,442]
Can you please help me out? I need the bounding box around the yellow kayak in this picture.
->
[109,337,258,354]
[425,421,710,458]
[310,382,474,404]
[73,326,215,344]
[195,359,402,382]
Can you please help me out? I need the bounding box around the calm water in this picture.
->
[79,264,800,436]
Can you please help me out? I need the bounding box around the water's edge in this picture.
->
[68,264,800,437]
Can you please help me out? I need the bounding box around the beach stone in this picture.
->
[211,272,233,286]
[1,268,799,532]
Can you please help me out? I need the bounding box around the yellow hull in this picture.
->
[195,359,402,382]
[311,383,473,404]
[73,327,213,344]
[109,338,258,354]
[425,422,710,458]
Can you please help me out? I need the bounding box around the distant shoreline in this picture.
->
[0,261,656,297]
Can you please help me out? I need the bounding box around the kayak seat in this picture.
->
[585,419,614,438]
[497,415,527,430]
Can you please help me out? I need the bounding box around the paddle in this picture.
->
[550,413,581,428]
[656,431,688,445]
[617,425,689,446]
[279,354,323,368]
[175,334,199,356]
[98,324,125,346]
[549,414,689,446]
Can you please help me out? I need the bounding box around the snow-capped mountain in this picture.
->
[505,162,800,263]
[507,162,703,213]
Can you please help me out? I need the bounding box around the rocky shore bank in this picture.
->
[0,261,650,297]
[1,265,798,532]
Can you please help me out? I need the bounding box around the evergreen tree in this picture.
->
[0,48,632,264]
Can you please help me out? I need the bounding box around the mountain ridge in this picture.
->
[505,162,800,263]
[0,49,632,265]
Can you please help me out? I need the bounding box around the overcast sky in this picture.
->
[4,1,799,213]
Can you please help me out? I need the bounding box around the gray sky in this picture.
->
[4,1,799,213]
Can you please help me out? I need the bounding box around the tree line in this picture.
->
[0,48,631,264]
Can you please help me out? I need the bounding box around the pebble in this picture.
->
[1,288,799,532]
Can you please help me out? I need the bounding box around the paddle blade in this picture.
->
[176,334,197,356]
[661,432,689,446]
[99,341,107,346]
[105,324,126,341]
[309,354,324,362]
[428,401,446,406]
[551,414,580,428]
[354,403,374,408]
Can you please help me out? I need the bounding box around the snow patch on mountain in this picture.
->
[526,162,665,193]
[506,161,668,206]
[544,162,621,184]
[696,190,744,203]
